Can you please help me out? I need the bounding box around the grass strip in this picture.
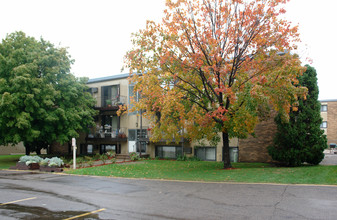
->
[0,155,23,169]
[65,160,337,185]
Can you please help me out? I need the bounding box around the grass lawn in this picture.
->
[65,160,337,185]
[0,154,23,169]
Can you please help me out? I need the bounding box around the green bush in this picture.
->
[93,153,101,160]
[100,154,108,164]
[187,156,201,161]
[106,151,115,158]
[177,155,187,161]
[76,158,84,167]
[129,152,139,161]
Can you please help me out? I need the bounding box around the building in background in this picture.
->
[0,143,25,155]
[320,99,337,147]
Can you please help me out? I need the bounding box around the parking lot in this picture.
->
[1,168,337,220]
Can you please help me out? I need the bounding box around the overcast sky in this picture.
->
[1,0,336,100]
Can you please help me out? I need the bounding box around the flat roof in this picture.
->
[319,99,337,102]
[87,73,130,84]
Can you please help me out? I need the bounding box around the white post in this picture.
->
[72,138,76,169]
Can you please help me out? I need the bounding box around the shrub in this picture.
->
[106,151,115,158]
[76,158,84,167]
[19,155,42,163]
[84,156,92,161]
[176,155,187,161]
[187,156,201,161]
[93,153,101,160]
[60,157,69,164]
[129,152,139,161]
[177,155,201,161]
[48,157,64,167]
[87,160,94,167]
[100,154,108,164]
[40,158,51,166]
[39,157,64,167]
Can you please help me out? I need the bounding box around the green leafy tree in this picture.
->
[0,31,96,155]
[268,65,327,166]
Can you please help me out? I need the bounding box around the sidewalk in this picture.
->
[320,150,337,165]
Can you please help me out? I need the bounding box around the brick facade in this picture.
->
[321,100,337,146]
[238,112,276,163]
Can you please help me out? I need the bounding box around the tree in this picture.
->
[125,0,306,168]
[268,65,327,166]
[0,31,96,155]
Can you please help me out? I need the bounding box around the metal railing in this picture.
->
[87,127,127,139]
[92,95,127,108]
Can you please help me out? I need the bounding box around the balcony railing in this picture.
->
[92,95,127,108]
[86,127,128,142]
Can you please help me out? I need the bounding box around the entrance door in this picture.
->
[129,141,136,153]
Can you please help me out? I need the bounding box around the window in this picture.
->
[321,104,327,112]
[155,146,183,159]
[87,145,93,154]
[320,121,327,128]
[100,144,116,154]
[195,147,216,161]
[128,84,140,114]
[80,144,94,155]
[101,85,119,107]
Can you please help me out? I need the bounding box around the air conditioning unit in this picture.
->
[91,87,98,93]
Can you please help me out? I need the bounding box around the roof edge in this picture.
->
[87,73,130,84]
[319,99,337,102]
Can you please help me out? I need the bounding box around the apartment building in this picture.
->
[73,73,194,160]
[68,73,242,162]
[320,99,337,147]
[48,73,290,162]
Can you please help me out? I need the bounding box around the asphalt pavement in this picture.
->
[0,169,337,220]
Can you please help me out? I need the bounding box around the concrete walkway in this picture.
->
[320,151,337,165]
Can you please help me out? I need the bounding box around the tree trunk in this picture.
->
[36,147,41,155]
[25,143,31,156]
[222,132,232,169]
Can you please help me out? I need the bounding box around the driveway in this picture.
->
[0,170,337,220]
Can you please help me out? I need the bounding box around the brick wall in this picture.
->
[327,101,337,145]
[50,142,70,155]
[238,113,276,163]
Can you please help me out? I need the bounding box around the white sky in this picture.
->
[0,0,336,100]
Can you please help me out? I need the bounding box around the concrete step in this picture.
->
[115,154,130,160]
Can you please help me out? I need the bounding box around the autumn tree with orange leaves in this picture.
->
[125,0,306,168]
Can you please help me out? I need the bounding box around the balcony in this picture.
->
[86,127,128,143]
[93,95,127,110]
[144,129,189,144]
